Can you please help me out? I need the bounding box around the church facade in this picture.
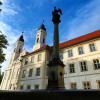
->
[0,24,100,90]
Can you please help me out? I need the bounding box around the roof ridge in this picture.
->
[60,30,100,45]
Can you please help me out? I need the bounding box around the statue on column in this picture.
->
[47,7,65,89]
[52,7,62,23]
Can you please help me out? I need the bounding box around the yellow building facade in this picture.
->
[0,25,100,90]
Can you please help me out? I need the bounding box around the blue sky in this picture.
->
[0,0,100,71]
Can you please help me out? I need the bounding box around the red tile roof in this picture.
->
[23,30,100,57]
[60,30,100,49]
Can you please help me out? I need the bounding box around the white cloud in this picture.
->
[0,21,34,72]
[0,0,20,16]
[0,21,20,72]
[0,22,19,44]
[63,0,100,40]
[0,0,22,72]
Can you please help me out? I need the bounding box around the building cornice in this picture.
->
[23,30,100,57]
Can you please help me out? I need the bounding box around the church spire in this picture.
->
[33,23,46,51]
[38,23,46,31]
[18,32,24,42]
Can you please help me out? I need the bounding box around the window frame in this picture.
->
[83,81,91,89]
[34,84,39,90]
[89,43,96,52]
[36,67,40,76]
[93,59,100,70]
[21,70,26,78]
[68,49,73,57]
[20,85,24,90]
[27,85,31,90]
[28,68,33,77]
[96,80,100,89]
[70,82,77,89]
[80,61,88,72]
[24,58,28,65]
[78,46,84,55]
[31,56,34,63]
[60,53,63,60]
[69,63,75,73]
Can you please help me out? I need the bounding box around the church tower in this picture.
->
[14,34,24,60]
[0,34,24,90]
[33,24,46,51]
[9,34,24,65]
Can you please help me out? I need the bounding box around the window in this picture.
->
[89,43,96,52]
[19,49,21,53]
[68,50,73,57]
[93,59,100,69]
[80,61,88,72]
[34,85,39,90]
[83,81,91,89]
[21,70,26,78]
[78,47,84,55]
[31,56,34,63]
[43,38,45,43]
[37,38,39,43]
[60,54,63,60]
[20,85,23,90]
[27,85,31,89]
[14,87,16,90]
[38,54,42,61]
[70,83,77,89]
[28,69,33,77]
[36,68,40,76]
[9,84,12,89]
[97,80,100,89]
[69,64,75,73]
[24,58,28,65]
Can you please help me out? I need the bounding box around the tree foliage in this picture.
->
[0,0,2,12]
[0,31,8,65]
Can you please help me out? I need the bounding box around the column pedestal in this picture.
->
[47,58,65,89]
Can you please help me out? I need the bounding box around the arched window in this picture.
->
[43,38,45,43]
[37,38,39,43]
[19,48,21,53]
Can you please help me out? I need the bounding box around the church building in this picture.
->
[0,24,100,90]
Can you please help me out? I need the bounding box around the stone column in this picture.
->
[47,7,65,89]
[53,23,59,59]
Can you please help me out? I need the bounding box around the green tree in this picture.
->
[0,31,8,65]
[0,31,8,84]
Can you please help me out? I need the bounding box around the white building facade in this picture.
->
[0,24,100,90]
